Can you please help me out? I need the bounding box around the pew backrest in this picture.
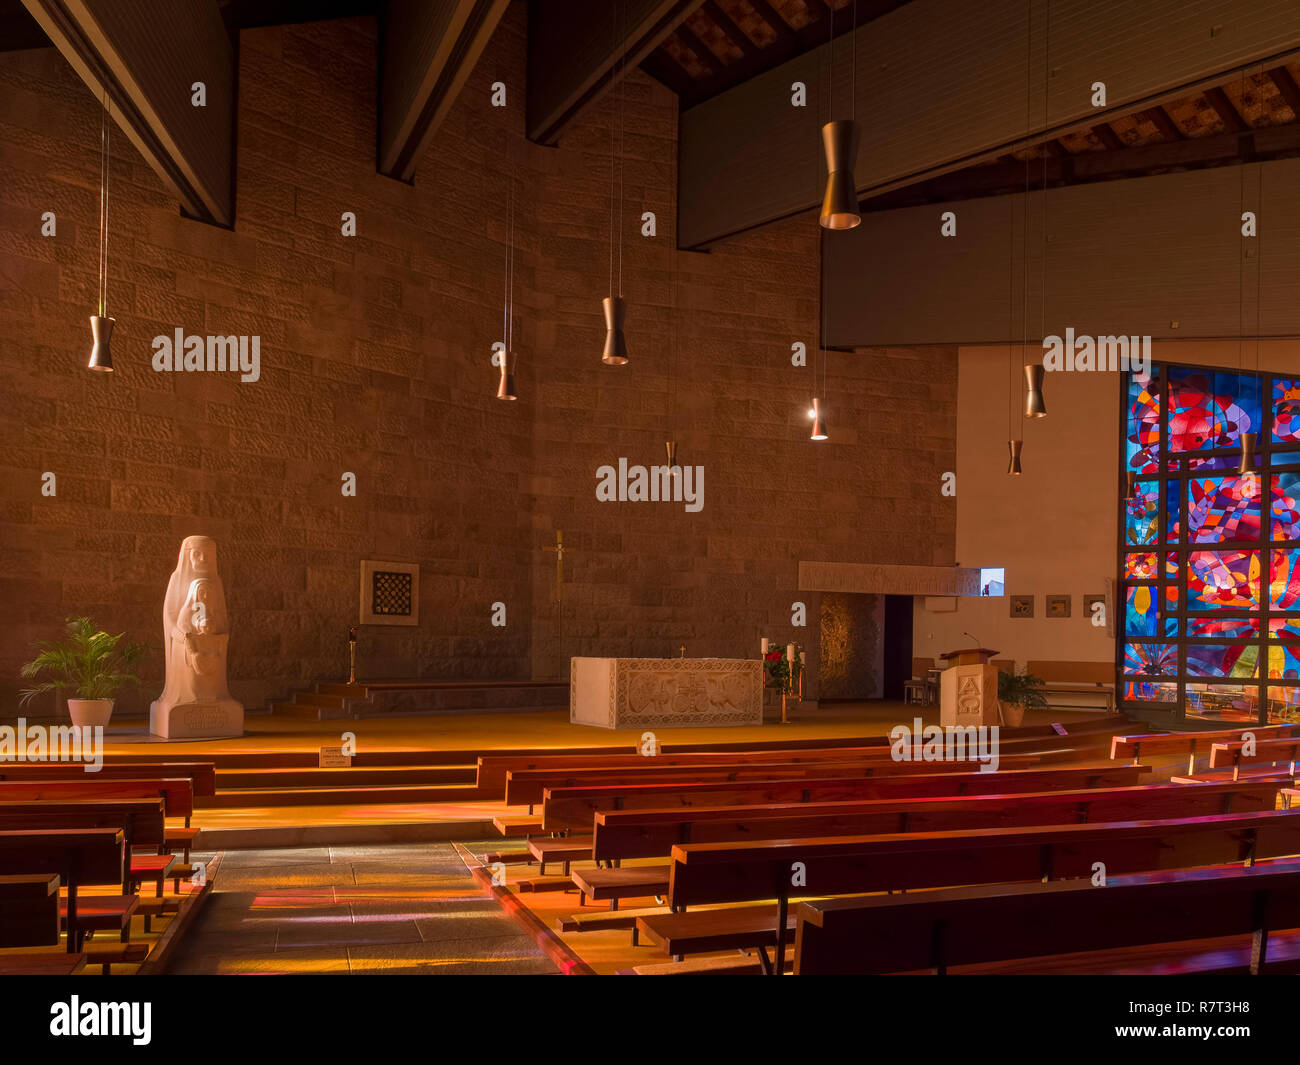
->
[591,779,1282,861]
[541,762,1150,832]
[0,827,126,886]
[0,798,166,851]
[0,778,195,822]
[0,760,215,797]
[667,809,1300,909]
[795,860,1300,974]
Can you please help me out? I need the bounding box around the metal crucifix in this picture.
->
[543,530,567,675]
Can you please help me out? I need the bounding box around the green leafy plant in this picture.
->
[18,617,147,708]
[997,668,1049,710]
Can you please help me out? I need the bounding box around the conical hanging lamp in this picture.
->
[1024,362,1046,417]
[1008,439,1023,475]
[1239,432,1258,477]
[602,296,628,366]
[820,120,861,230]
[602,1,630,365]
[810,397,828,441]
[665,439,678,470]
[89,92,114,372]
[819,1,860,230]
[496,362,517,401]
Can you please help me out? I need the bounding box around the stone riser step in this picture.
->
[215,765,476,788]
[199,783,487,808]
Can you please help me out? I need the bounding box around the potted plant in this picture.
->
[19,616,147,728]
[997,668,1048,728]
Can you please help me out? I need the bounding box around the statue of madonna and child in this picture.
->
[149,535,244,739]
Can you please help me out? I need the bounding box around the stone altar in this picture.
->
[570,657,763,729]
[149,535,244,739]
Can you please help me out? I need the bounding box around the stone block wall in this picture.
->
[0,5,955,715]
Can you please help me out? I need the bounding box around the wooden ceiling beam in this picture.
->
[1267,65,1300,119]
[527,0,705,145]
[673,21,720,75]
[702,0,759,61]
[1145,105,1186,141]
[1203,84,1248,133]
[377,0,508,182]
[21,0,235,226]
[1091,122,1124,151]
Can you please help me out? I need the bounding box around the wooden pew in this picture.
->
[648,809,1300,974]
[0,760,215,799]
[0,828,126,951]
[1112,723,1300,776]
[590,779,1283,863]
[1209,736,1300,780]
[479,717,1134,796]
[542,761,1149,833]
[0,799,172,900]
[504,744,1118,809]
[0,875,60,948]
[794,861,1300,975]
[0,777,198,868]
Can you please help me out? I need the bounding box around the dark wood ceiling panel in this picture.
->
[22,0,236,226]
[526,0,705,145]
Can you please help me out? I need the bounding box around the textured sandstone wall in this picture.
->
[0,6,955,715]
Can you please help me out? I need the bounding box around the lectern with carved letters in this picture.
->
[938,647,999,728]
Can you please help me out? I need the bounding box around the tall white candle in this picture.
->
[799,651,806,664]
[786,643,795,662]
[761,638,769,655]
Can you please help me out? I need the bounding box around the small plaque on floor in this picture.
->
[319,747,351,767]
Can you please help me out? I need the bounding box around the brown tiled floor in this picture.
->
[166,843,557,975]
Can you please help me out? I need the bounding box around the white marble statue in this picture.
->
[149,535,244,739]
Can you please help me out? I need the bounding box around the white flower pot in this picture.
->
[67,698,113,728]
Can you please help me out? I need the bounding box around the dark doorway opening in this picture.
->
[881,595,914,701]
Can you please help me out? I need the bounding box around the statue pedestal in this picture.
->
[150,698,243,740]
[938,647,1000,728]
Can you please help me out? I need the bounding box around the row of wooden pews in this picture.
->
[0,758,216,974]
[477,713,1300,975]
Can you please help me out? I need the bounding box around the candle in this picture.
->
[786,644,795,662]
[799,651,806,664]
[761,638,770,655]
[349,627,357,643]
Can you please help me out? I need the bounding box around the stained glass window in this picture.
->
[1121,363,1300,722]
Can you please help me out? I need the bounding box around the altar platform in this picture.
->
[49,702,924,847]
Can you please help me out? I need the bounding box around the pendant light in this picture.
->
[810,397,828,441]
[89,92,114,372]
[496,129,518,400]
[1024,362,1046,416]
[602,1,629,365]
[819,1,860,230]
[665,440,678,468]
[1008,439,1023,475]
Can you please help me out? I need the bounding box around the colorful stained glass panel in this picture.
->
[1126,482,1159,544]
[1274,379,1300,443]
[1127,371,1161,474]
[1123,680,1177,703]
[1273,473,1300,540]
[1186,476,1261,543]
[1124,585,1158,636]
[1271,549,1300,610]
[1185,644,1258,678]
[1268,643,1300,679]
[1186,550,1260,611]
[1123,642,1177,675]
[1124,553,1158,579]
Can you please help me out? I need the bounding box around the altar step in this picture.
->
[201,781,486,808]
[213,764,476,789]
[270,679,568,719]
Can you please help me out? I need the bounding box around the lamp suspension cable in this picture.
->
[99,89,108,317]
